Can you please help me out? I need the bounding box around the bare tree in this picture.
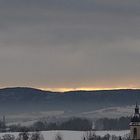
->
[55,133,63,140]
[83,131,97,140]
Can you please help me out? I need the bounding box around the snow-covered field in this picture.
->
[80,106,134,118]
[42,130,130,140]
[0,130,130,140]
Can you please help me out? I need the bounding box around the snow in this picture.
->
[80,106,134,118]
[42,130,130,140]
[0,130,130,140]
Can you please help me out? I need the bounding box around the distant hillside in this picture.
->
[0,87,139,118]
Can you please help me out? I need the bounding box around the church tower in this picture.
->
[130,103,140,140]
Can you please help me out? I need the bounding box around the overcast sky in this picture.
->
[0,0,140,91]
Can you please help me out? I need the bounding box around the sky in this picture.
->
[0,0,140,91]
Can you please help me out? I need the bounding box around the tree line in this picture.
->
[8,118,92,132]
[0,131,44,140]
[95,116,130,130]
[0,116,131,132]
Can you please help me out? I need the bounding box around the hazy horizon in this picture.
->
[0,86,140,92]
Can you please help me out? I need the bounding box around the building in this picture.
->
[130,103,140,140]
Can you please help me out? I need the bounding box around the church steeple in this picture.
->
[130,103,140,140]
[135,102,139,114]
[131,103,140,123]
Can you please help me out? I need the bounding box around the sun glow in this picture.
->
[39,86,139,92]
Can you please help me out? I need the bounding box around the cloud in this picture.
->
[0,0,140,90]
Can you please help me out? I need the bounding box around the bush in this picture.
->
[18,131,29,140]
[2,134,15,140]
[30,131,44,140]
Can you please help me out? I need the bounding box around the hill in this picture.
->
[0,87,139,122]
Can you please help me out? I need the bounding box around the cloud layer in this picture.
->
[0,0,140,90]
